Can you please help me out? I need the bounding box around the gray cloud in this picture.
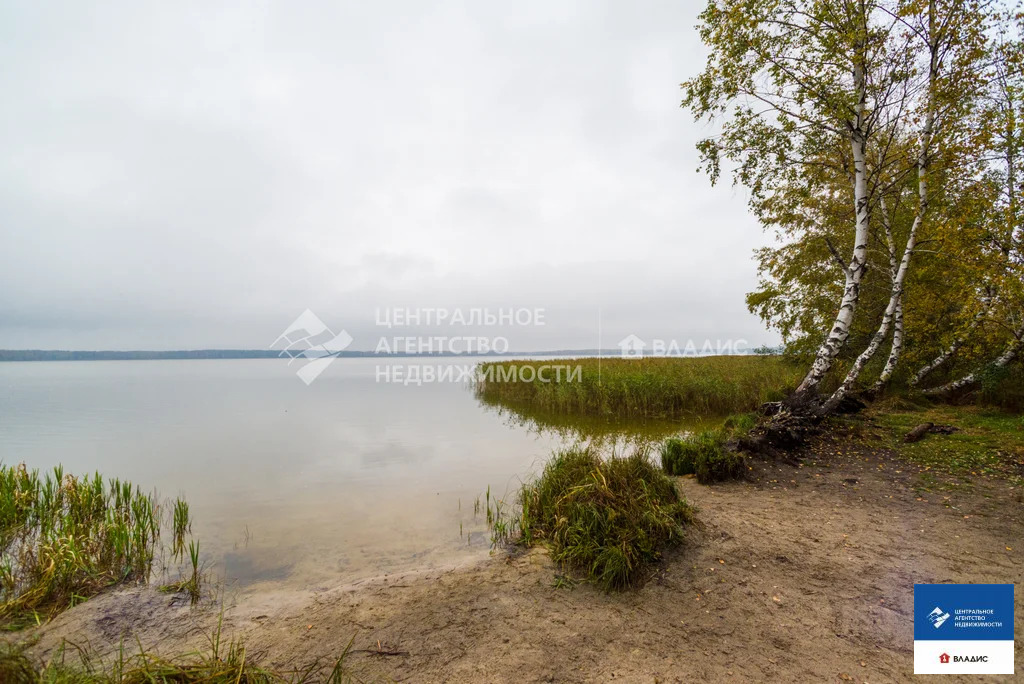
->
[0,0,776,351]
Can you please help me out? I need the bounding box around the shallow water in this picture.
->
[0,358,705,591]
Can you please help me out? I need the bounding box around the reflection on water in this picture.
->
[476,395,719,446]
[0,357,702,592]
[0,358,568,590]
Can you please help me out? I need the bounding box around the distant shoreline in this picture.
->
[0,349,616,362]
[0,348,767,362]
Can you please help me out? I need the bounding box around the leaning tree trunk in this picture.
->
[823,90,935,411]
[873,200,907,394]
[822,212,918,413]
[909,305,988,387]
[794,66,871,399]
[872,292,904,393]
[922,322,1024,396]
[821,18,940,413]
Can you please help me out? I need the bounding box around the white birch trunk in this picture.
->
[922,323,1024,396]
[873,292,904,392]
[822,48,936,411]
[822,209,919,412]
[909,306,987,387]
[794,59,870,398]
[873,199,906,393]
[820,11,941,411]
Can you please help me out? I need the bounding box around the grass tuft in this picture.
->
[494,447,695,591]
[660,438,697,475]
[159,539,201,605]
[171,498,190,563]
[659,415,754,484]
[692,439,747,484]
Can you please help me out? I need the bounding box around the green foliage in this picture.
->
[659,438,697,475]
[722,413,758,434]
[0,643,36,684]
[870,403,1024,484]
[682,0,1018,401]
[506,448,695,591]
[0,464,196,628]
[660,431,724,479]
[752,344,783,356]
[159,539,201,605]
[171,499,190,563]
[475,357,802,420]
[978,363,1024,412]
[692,441,747,484]
[661,414,753,483]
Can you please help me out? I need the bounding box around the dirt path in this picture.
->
[18,430,1024,682]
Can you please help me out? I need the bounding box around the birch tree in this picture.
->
[919,17,1024,395]
[908,292,992,387]
[683,0,925,400]
[922,323,1024,394]
[822,0,991,411]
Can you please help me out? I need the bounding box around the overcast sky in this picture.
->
[0,0,775,352]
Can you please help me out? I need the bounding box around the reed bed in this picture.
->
[0,463,194,627]
[475,356,801,420]
[489,447,695,591]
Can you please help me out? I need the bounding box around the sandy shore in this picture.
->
[14,426,1024,682]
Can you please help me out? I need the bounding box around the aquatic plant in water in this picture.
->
[0,462,196,627]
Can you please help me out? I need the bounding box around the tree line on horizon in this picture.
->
[684,0,1024,411]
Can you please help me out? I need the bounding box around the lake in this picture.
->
[0,357,685,592]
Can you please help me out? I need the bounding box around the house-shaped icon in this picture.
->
[939,653,950,664]
[618,334,646,359]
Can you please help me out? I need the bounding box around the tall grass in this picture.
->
[475,356,801,420]
[0,463,195,627]
[489,447,695,591]
[659,414,754,483]
[660,431,747,483]
[172,498,190,562]
[0,620,361,683]
[160,539,201,605]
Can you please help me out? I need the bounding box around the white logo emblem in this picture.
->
[617,334,646,359]
[929,606,950,628]
[271,309,353,385]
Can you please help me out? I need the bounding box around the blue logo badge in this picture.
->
[913,583,1015,674]
[914,584,1014,641]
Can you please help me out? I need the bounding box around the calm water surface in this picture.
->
[0,358,689,591]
